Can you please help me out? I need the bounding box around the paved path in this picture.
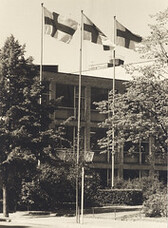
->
[0,212,166,228]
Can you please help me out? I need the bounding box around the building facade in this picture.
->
[43,65,167,186]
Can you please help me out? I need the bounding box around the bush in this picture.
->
[113,175,165,201]
[19,164,102,210]
[83,170,102,207]
[96,189,143,206]
[20,164,76,210]
[94,176,166,207]
[143,192,167,217]
[66,165,102,207]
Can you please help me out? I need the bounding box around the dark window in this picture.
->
[61,126,85,149]
[91,87,108,109]
[159,171,167,184]
[123,169,139,180]
[56,84,74,107]
[90,128,107,150]
[74,86,86,120]
[124,142,139,153]
[42,81,49,104]
[56,84,85,120]
[141,142,149,153]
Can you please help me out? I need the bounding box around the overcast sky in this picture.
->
[0,0,167,73]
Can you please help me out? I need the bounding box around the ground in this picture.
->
[0,207,167,228]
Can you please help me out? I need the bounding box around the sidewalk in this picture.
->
[0,211,166,228]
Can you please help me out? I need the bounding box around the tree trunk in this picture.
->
[3,183,9,217]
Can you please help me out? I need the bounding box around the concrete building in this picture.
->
[42,64,167,186]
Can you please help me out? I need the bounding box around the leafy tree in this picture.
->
[0,35,64,216]
[96,9,168,167]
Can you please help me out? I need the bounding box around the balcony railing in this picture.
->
[55,148,167,166]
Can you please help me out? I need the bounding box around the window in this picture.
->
[55,84,85,119]
[42,81,49,104]
[124,142,139,153]
[90,128,107,150]
[123,169,139,180]
[74,86,85,120]
[56,84,74,107]
[91,87,108,109]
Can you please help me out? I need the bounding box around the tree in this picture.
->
[96,9,168,168]
[0,35,64,216]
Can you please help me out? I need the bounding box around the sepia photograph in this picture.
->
[0,0,167,227]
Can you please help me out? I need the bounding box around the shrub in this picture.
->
[143,192,167,217]
[96,189,143,206]
[19,164,102,210]
[113,175,165,201]
[19,164,75,210]
[83,170,102,207]
[66,165,102,207]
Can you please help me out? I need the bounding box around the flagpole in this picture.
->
[40,3,44,104]
[38,3,44,167]
[111,16,116,188]
[76,9,83,224]
[80,10,84,224]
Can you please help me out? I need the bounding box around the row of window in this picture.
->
[55,83,108,110]
[59,126,149,153]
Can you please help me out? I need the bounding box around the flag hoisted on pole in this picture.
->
[111,18,142,188]
[44,7,78,43]
[42,5,80,223]
[82,12,114,51]
[116,20,142,49]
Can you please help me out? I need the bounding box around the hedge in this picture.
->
[96,189,143,206]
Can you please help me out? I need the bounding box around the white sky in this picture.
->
[0,0,167,73]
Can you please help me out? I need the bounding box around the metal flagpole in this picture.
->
[40,3,44,104]
[81,166,84,224]
[38,3,44,167]
[111,16,116,188]
[76,9,83,223]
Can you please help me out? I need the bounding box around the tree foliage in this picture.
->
[0,35,66,214]
[96,8,168,156]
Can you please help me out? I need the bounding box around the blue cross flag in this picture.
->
[116,20,142,50]
[83,13,114,51]
[44,7,78,44]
